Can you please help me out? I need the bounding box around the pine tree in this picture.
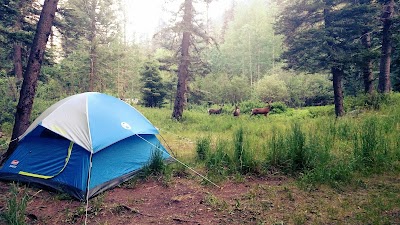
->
[378,0,395,93]
[275,0,382,116]
[140,61,166,108]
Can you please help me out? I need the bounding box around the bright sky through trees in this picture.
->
[123,0,240,42]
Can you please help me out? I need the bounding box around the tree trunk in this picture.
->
[89,28,97,91]
[13,2,24,80]
[2,0,59,165]
[361,32,374,94]
[332,67,344,117]
[88,0,97,92]
[13,44,24,80]
[89,46,96,92]
[172,0,193,120]
[378,0,394,93]
[324,6,344,117]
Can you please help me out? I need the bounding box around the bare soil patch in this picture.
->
[0,173,399,224]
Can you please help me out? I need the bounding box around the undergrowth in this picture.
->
[190,94,400,190]
[0,183,29,225]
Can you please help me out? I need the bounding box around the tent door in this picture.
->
[18,142,74,179]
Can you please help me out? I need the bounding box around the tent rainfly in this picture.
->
[0,92,171,200]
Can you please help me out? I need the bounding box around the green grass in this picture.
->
[0,183,29,225]
[1,94,400,224]
[134,93,400,189]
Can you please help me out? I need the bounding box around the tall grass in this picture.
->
[233,127,259,174]
[353,116,392,174]
[265,123,311,175]
[141,148,167,178]
[0,183,29,225]
[266,128,288,171]
[139,93,400,188]
[205,139,232,180]
[196,136,211,161]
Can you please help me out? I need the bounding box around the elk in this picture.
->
[250,101,272,117]
[233,105,240,117]
[208,104,223,115]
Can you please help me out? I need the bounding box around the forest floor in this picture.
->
[0,172,400,225]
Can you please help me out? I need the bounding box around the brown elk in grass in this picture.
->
[233,105,240,117]
[208,104,223,115]
[250,101,273,117]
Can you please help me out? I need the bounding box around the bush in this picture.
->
[237,100,264,114]
[345,93,391,111]
[270,101,288,114]
[307,105,335,118]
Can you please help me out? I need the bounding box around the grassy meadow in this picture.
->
[139,94,400,187]
[1,94,400,224]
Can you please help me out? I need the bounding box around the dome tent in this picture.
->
[0,92,171,200]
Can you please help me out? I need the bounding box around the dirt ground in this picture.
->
[0,172,399,225]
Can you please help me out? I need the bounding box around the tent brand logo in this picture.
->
[121,122,131,130]
[9,160,19,168]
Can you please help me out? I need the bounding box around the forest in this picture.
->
[0,0,398,129]
[0,0,400,224]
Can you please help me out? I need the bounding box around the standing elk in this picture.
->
[250,101,273,117]
[208,104,223,115]
[233,105,240,117]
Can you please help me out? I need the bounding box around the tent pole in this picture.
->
[84,151,93,225]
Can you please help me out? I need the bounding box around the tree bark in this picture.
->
[324,6,344,117]
[88,1,97,92]
[361,32,374,94]
[13,1,25,80]
[2,0,59,165]
[172,0,193,120]
[13,44,23,80]
[332,67,344,117]
[378,0,394,93]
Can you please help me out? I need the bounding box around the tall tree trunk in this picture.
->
[88,0,97,92]
[332,67,344,117]
[13,1,24,80]
[378,0,394,93]
[172,0,193,120]
[13,44,23,80]
[89,46,96,92]
[324,6,344,117]
[361,32,374,94]
[2,0,59,165]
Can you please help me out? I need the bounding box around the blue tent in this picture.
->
[0,92,171,200]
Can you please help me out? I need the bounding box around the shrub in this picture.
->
[270,101,288,114]
[308,105,335,118]
[345,93,390,111]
